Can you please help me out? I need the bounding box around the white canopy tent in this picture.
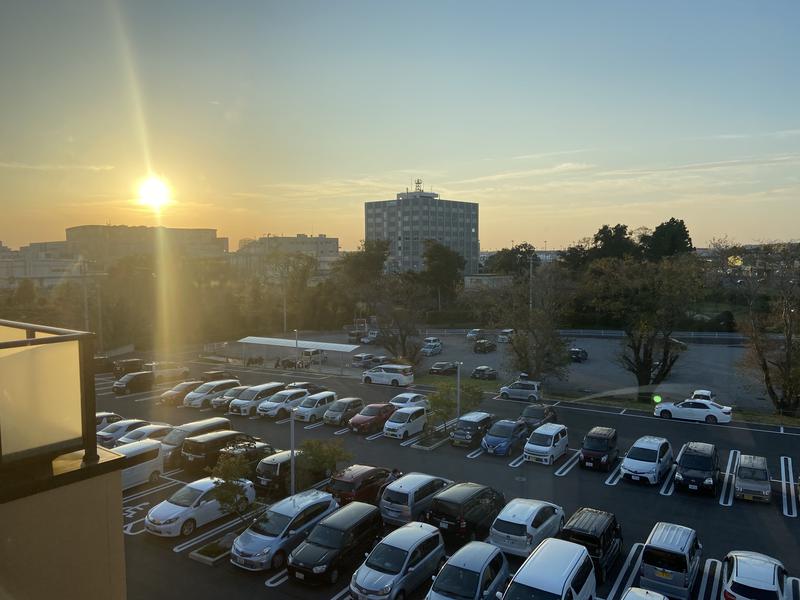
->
[237,336,360,353]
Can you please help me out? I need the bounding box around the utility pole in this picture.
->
[456,362,463,418]
[290,407,296,495]
[81,260,90,332]
[528,253,534,314]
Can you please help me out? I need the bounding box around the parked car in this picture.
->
[159,417,232,468]
[230,489,338,571]
[362,364,414,387]
[569,347,589,362]
[579,427,619,471]
[519,403,558,432]
[380,472,453,526]
[734,454,772,502]
[95,411,123,432]
[294,391,338,423]
[218,440,276,478]
[470,365,498,380]
[523,423,569,465]
[621,589,668,600]
[257,388,309,419]
[490,498,564,558]
[350,403,397,434]
[112,358,143,379]
[200,369,236,382]
[116,439,164,490]
[112,371,154,395]
[481,419,527,456]
[426,482,506,543]
[144,477,255,537]
[286,381,328,395]
[674,442,721,495]
[421,341,443,356]
[449,411,494,448]
[210,385,250,412]
[639,522,702,600]
[323,397,364,426]
[159,380,203,406]
[254,450,330,497]
[559,507,623,584]
[144,361,190,383]
[183,379,241,409]
[428,542,509,600]
[288,501,383,585]
[302,348,328,365]
[500,538,596,600]
[691,389,717,402]
[350,522,445,600]
[180,430,262,473]
[654,397,732,424]
[371,355,391,366]
[228,382,285,416]
[621,436,674,485]
[429,361,457,375]
[499,380,541,402]
[96,419,150,448]
[497,329,515,343]
[360,330,381,345]
[473,339,497,353]
[351,353,375,368]
[390,392,430,410]
[722,551,788,600]
[465,328,484,341]
[383,406,428,440]
[327,464,392,506]
[116,423,172,446]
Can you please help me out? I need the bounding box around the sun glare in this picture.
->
[137,176,171,211]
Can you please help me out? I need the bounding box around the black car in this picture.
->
[579,427,619,472]
[559,508,623,584]
[286,381,328,395]
[570,347,589,362]
[675,441,721,495]
[470,365,498,380]
[200,370,236,382]
[519,403,558,433]
[218,440,276,478]
[93,355,113,374]
[255,450,330,498]
[180,430,263,473]
[287,501,383,585]
[425,482,506,543]
[112,358,144,379]
[449,412,494,448]
[474,339,497,354]
[429,361,458,376]
[112,370,154,395]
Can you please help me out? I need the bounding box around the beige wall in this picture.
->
[0,471,126,600]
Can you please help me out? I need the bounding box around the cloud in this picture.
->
[449,162,596,185]
[600,154,800,177]
[511,149,594,160]
[687,128,800,141]
[0,161,114,171]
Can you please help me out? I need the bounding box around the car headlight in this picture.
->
[255,547,272,557]
[449,432,454,438]
[162,516,179,525]
[466,433,472,440]
[579,452,585,460]
[704,478,714,486]
[378,584,393,596]
[601,455,608,462]
[761,489,770,495]
[312,565,327,574]
[674,473,683,481]
[648,466,657,473]
[735,485,743,492]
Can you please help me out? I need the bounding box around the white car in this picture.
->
[691,389,716,402]
[654,398,732,424]
[722,551,789,600]
[390,392,430,410]
[620,588,668,600]
[421,342,442,356]
[466,329,483,341]
[95,411,123,432]
[362,364,414,387]
[621,436,674,485]
[183,379,241,408]
[497,328,515,343]
[383,406,427,439]
[144,477,255,537]
[115,423,173,446]
[489,498,564,557]
[523,423,569,465]
[228,382,285,417]
[256,389,308,419]
[293,391,337,423]
[96,419,149,448]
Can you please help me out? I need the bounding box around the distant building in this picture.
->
[464,274,513,290]
[232,233,340,277]
[365,181,480,274]
[0,241,85,288]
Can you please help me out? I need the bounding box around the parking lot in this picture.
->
[96,357,800,600]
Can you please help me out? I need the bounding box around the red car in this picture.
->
[327,464,392,505]
[349,403,396,434]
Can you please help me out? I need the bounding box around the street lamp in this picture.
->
[455,361,464,418]
[291,327,299,496]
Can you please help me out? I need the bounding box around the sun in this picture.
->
[138,176,171,211]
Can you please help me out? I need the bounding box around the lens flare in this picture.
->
[138,176,171,211]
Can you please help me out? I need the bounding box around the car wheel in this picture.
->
[395,592,405,600]
[500,392,509,399]
[391,379,399,387]
[271,551,286,571]
[402,430,409,440]
[660,410,672,419]
[528,395,536,402]
[310,415,318,423]
[236,497,249,513]
[328,568,340,584]
[180,519,196,537]
[705,415,718,424]
[149,470,161,484]
[364,377,372,384]
[278,409,288,419]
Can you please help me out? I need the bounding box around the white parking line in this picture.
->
[607,543,643,600]
[508,454,525,468]
[466,448,485,459]
[400,433,425,447]
[605,463,623,486]
[554,451,581,477]
[719,450,741,507]
[172,506,263,553]
[123,480,182,503]
[164,468,182,477]
[550,401,561,407]
[330,586,350,600]
[697,559,722,600]
[264,569,288,587]
[365,431,384,441]
[780,456,798,517]
[619,409,627,415]
[659,465,677,496]
[334,427,350,436]
[304,421,326,430]
[275,417,291,425]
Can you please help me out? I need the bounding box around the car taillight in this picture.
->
[723,591,735,600]
[459,518,467,529]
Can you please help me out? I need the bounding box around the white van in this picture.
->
[115,439,164,491]
[362,364,414,387]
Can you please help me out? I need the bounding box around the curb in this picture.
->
[411,436,450,452]
[188,548,230,566]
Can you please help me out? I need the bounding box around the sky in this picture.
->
[1,0,798,251]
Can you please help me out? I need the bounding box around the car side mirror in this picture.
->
[364,552,370,558]
[432,575,436,582]
[287,529,296,537]
[496,593,504,600]
[407,565,416,574]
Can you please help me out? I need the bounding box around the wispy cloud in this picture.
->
[687,128,800,142]
[511,149,594,161]
[0,161,114,171]
[601,154,800,177]
[449,162,595,185]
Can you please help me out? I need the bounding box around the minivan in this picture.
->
[116,439,164,491]
[639,522,702,600]
[112,371,154,395]
[380,472,452,526]
[323,397,364,426]
[180,430,262,472]
[500,538,596,600]
[183,379,241,409]
[327,464,391,505]
[294,391,338,423]
[255,450,332,497]
[362,364,414,387]
[559,507,623,584]
[288,501,383,585]
[383,406,427,440]
[425,482,506,543]
[160,417,231,468]
[523,423,569,465]
[579,427,619,471]
[228,382,286,417]
[674,442,720,495]
[734,454,771,502]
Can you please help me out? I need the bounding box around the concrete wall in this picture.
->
[0,470,126,600]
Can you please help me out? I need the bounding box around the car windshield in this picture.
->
[388,412,410,423]
[175,382,196,391]
[432,564,480,600]
[168,485,204,507]
[250,510,292,537]
[382,489,408,505]
[680,453,713,470]
[730,582,779,600]
[329,478,356,492]
[488,422,514,437]
[433,363,448,368]
[257,461,279,477]
[361,405,382,416]
[583,436,609,451]
[492,518,526,536]
[122,429,147,441]
[119,374,136,383]
[237,387,262,401]
[194,382,216,393]
[528,433,553,446]
[522,406,545,419]
[300,397,318,408]
[161,429,188,446]
[307,524,346,549]
[738,467,769,481]
[365,543,407,575]
[503,583,560,600]
[642,548,687,572]
[101,423,122,434]
[328,401,347,412]
[456,419,478,431]
[627,447,658,462]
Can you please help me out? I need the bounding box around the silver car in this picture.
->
[734,454,772,502]
[499,380,541,402]
[351,522,445,600]
[427,542,509,600]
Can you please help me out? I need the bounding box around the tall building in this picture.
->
[232,233,340,277]
[364,181,480,274]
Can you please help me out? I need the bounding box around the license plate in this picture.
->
[655,570,672,579]
[585,462,593,468]
[440,522,448,529]
[688,484,698,490]
[631,475,640,481]
[188,456,194,461]
[352,427,358,432]
[295,572,304,580]
[744,494,754,501]
[259,477,268,485]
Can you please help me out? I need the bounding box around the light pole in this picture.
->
[456,361,463,418]
[528,253,534,314]
[294,328,299,366]
[290,405,296,495]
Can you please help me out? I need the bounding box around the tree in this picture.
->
[296,439,352,487]
[585,255,703,402]
[589,224,641,261]
[420,240,466,309]
[484,243,540,278]
[427,380,484,431]
[373,273,432,364]
[331,239,389,318]
[208,449,255,526]
[641,218,694,261]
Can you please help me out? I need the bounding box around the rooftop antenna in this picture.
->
[414,178,423,192]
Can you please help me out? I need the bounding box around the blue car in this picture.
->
[480,419,527,456]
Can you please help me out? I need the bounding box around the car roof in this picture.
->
[130,424,171,433]
[333,464,378,481]
[113,439,163,456]
[434,482,486,503]
[533,423,565,436]
[271,489,333,516]
[633,436,667,450]
[681,441,715,456]
[515,538,586,592]
[645,522,696,553]
[186,477,221,492]
[202,378,239,386]
[446,541,497,572]
[692,389,713,396]
[336,396,362,404]
[381,522,439,551]
[308,390,336,399]
[185,429,242,443]
[738,454,768,470]
[114,418,148,426]
[586,426,616,438]
[246,382,283,391]
[474,365,493,370]
[730,551,783,589]
[260,449,301,464]
[497,498,553,524]
[96,411,120,418]
[493,419,520,427]
[364,403,391,409]
[563,507,615,536]
[392,392,419,400]
[460,411,492,422]
[621,588,669,600]
[394,406,424,415]
[387,472,440,492]
[320,501,378,530]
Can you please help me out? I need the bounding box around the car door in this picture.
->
[195,488,223,526]
[558,429,569,457]
[658,443,672,477]
[514,422,527,446]
[484,552,508,599]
